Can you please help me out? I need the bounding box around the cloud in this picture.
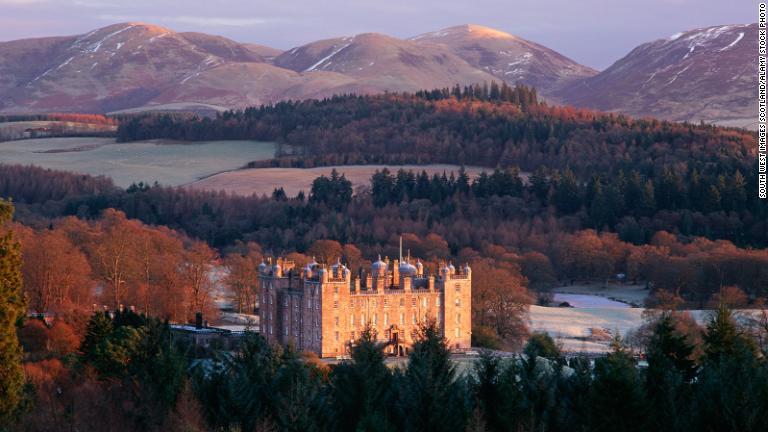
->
[97,14,280,27]
[166,16,280,27]
[0,0,48,4]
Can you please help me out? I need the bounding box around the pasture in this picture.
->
[0,137,276,187]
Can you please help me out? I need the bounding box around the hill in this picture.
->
[410,24,597,96]
[561,24,756,127]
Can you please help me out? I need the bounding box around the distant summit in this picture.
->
[0,22,756,126]
[560,24,755,128]
[410,24,597,95]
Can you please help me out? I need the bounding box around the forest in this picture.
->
[1,192,766,431]
[0,83,766,430]
[9,301,768,432]
[2,162,766,307]
[112,84,765,250]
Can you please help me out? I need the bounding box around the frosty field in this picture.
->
[188,164,495,197]
[0,137,276,187]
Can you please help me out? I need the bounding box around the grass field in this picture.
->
[188,164,500,197]
[0,137,276,187]
[0,120,117,141]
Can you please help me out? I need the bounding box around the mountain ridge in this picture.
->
[0,21,755,128]
[560,23,755,127]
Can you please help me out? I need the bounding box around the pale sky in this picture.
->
[0,0,754,69]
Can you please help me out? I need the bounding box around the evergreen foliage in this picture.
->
[0,199,25,427]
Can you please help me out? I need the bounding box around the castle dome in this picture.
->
[399,260,417,276]
[372,255,387,275]
[331,258,348,277]
[441,262,452,276]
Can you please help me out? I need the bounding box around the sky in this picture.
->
[0,0,754,70]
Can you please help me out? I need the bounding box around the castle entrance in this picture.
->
[389,325,402,356]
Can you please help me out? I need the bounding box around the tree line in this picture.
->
[115,84,755,181]
[3,163,767,305]
[10,304,768,432]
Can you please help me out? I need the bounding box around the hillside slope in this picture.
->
[410,24,597,96]
[560,24,756,127]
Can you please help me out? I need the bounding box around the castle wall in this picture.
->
[259,259,473,358]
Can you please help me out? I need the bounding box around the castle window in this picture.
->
[335,332,339,342]
[335,316,339,326]
[308,298,312,308]
[455,298,460,307]
[437,297,441,306]
[422,298,428,308]
[372,299,377,307]
[400,298,405,307]
[456,313,461,324]
[455,284,461,293]
[283,326,288,336]
[334,300,338,308]
[411,298,416,307]
[334,286,339,294]
[436,311,440,322]
[400,313,405,325]
[350,332,355,340]
[373,313,377,325]
[351,314,355,326]
[384,313,389,325]
[455,328,460,338]
[350,300,355,309]
[412,313,417,324]
[384,299,389,307]
[283,298,288,307]
[361,313,365,325]
[269,325,273,335]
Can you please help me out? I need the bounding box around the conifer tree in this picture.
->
[693,305,768,431]
[645,313,695,432]
[80,311,114,359]
[331,325,394,432]
[397,320,467,432]
[0,199,24,426]
[588,335,648,432]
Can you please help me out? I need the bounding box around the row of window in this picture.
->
[336,311,447,328]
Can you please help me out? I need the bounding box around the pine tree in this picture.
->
[0,199,25,426]
[693,305,768,431]
[80,311,114,359]
[553,170,581,214]
[397,320,467,432]
[331,325,394,431]
[588,335,648,432]
[644,313,695,432]
[703,305,756,361]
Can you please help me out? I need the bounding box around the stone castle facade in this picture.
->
[258,254,472,358]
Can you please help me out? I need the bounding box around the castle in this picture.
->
[258,249,472,358]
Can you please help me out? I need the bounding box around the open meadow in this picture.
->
[0,137,276,187]
[188,164,498,197]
